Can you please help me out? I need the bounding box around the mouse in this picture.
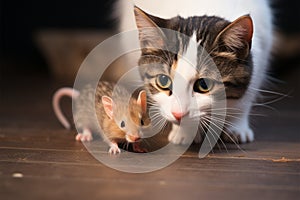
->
[52,81,148,154]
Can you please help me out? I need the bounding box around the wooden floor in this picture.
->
[0,68,299,200]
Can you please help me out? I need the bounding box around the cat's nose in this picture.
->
[172,112,186,121]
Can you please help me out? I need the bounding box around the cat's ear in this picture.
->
[134,6,167,50]
[137,90,147,113]
[102,96,114,119]
[214,15,253,59]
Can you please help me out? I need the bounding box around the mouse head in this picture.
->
[101,90,148,143]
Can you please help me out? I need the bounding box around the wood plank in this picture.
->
[0,160,299,200]
[2,176,298,200]
[1,147,299,178]
[1,70,299,200]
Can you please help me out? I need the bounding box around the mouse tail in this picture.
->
[52,87,80,129]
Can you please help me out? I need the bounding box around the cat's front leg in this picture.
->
[168,123,194,145]
[223,110,254,143]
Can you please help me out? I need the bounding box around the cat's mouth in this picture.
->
[169,110,207,124]
[166,113,187,124]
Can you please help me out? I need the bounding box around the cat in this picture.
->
[114,0,274,145]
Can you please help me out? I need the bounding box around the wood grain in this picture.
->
[0,71,299,200]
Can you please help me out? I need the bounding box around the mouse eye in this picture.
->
[140,119,144,126]
[120,121,125,128]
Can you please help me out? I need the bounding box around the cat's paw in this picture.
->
[108,143,121,154]
[75,129,93,142]
[223,125,254,144]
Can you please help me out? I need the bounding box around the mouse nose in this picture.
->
[171,112,187,122]
[127,135,141,143]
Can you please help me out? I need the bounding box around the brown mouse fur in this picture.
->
[53,81,148,154]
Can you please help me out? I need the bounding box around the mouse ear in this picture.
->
[102,96,114,119]
[137,90,147,113]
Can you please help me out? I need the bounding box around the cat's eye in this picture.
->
[156,74,172,90]
[140,119,144,126]
[120,121,125,128]
[193,78,214,93]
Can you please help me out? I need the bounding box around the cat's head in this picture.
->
[134,6,253,123]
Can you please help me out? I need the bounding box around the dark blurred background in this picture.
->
[0,0,300,83]
[0,0,116,76]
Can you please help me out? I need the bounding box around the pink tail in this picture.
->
[52,88,80,129]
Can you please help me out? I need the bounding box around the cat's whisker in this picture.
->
[152,104,162,109]
[189,109,207,118]
[247,87,292,110]
[203,120,228,152]
[149,110,161,116]
[149,111,165,119]
[151,117,163,125]
[209,107,243,112]
[202,116,236,142]
[150,123,166,133]
[149,112,162,119]
[204,115,241,132]
[149,107,161,112]
[252,103,279,113]
[209,113,243,120]
[203,117,245,153]
[158,121,168,132]
[204,122,240,152]
[207,106,263,116]
[254,96,290,106]
[150,115,167,131]
[152,120,167,131]
[200,120,216,153]
[249,87,290,97]
[227,112,264,117]
[198,108,234,117]
[201,119,225,152]
[147,102,157,107]
[149,114,166,125]
[202,116,244,138]
[149,104,162,110]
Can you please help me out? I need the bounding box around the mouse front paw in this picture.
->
[108,143,121,154]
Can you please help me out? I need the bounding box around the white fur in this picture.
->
[153,35,215,145]
[152,34,199,122]
[116,0,273,144]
